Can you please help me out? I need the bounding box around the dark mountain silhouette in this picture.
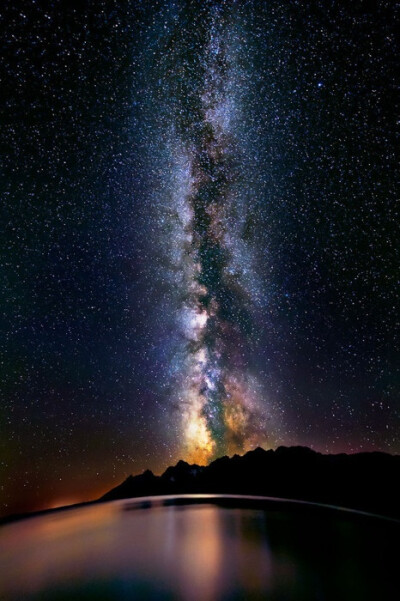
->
[99,446,400,519]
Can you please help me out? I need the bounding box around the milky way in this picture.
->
[156,9,274,463]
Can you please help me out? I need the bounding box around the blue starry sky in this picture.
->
[0,0,399,516]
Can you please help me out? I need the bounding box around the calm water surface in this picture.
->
[0,495,398,600]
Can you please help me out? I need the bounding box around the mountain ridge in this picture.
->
[99,445,400,519]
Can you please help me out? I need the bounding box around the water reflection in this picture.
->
[0,495,398,600]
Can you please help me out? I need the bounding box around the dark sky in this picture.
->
[1,0,399,517]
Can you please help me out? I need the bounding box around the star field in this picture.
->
[0,0,399,516]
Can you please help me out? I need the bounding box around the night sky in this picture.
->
[1,0,399,516]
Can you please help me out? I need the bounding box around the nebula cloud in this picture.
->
[156,9,273,464]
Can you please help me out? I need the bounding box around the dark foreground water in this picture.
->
[0,495,398,600]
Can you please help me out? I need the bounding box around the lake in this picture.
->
[0,495,398,600]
